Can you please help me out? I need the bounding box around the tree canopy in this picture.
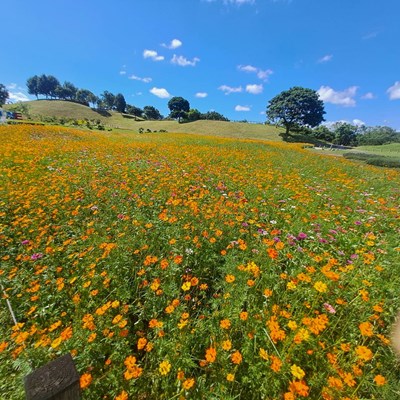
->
[267,86,325,134]
[0,84,9,106]
[168,96,190,122]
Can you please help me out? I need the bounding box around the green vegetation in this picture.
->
[1,125,400,399]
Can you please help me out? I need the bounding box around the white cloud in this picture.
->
[235,105,251,111]
[6,83,17,89]
[246,84,263,94]
[195,92,208,98]
[352,119,365,126]
[257,69,273,80]
[119,70,127,75]
[237,64,273,81]
[238,64,257,73]
[8,92,30,102]
[162,39,182,49]
[363,32,378,40]
[171,54,200,67]
[318,54,333,63]
[150,87,171,99]
[129,74,152,83]
[224,0,255,4]
[143,49,164,61]
[317,85,358,107]
[218,85,243,95]
[361,92,375,100]
[387,81,400,100]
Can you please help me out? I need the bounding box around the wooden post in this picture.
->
[24,353,80,400]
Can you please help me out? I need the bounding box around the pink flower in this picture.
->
[323,303,336,314]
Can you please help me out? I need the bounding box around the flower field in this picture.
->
[1,125,400,399]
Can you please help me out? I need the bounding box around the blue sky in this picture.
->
[3,0,400,128]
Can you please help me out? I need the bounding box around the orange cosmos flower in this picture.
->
[359,321,374,337]
[225,274,235,283]
[79,373,92,389]
[231,350,242,365]
[374,374,387,386]
[205,347,217,363]
[115,390,129,400]
[355,345,373,361]
[220,319,231,329]
[182,378,195,390]
[222,340,232,351]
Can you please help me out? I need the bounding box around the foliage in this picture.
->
[1,125,400,400]
[332,123,358,146]
[311,125,335,142]
[201,111,229,122]
[267,87,325,134]
[168,96,190,122]
[0,83,9,106]
[126,105,143,118]
[143,106,163,120]
[343,151,400,168]
[26,76,40,99]
[114,94,127,113]
[357,126,400,146]
[37,74,60,99]
[186,108,202,122]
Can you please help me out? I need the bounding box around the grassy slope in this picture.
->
[12,100,284,141]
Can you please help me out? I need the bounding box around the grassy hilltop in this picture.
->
[10,100,284,141]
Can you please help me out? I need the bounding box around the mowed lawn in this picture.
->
[1,125,400,399]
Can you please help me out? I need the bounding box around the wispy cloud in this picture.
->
[143,49,164,61]
[387,82,400,100]
[361,92,375,100]
[246,84,263,94]
[238,64,273,81]
[317,85,358,107]
[6,83,17,89]
[162,39,183,49]
[150,87,171,98]
[363,31,378,40]
[318,54,333,63]
[235,105,251,111]
[195,92,208,98]
[119,70,127,75]
[218,85,243,95]
[129,74,152,83]
[224,0,255,5]
[171,54,200,67]
[8,91,30,102]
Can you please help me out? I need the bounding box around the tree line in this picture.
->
[24,74,229,122]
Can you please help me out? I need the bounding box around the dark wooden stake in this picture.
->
[24,353,80,400]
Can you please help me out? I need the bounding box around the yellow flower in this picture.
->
[181,281,191,291]
[290,364,305,379]
[222,340,232,351]
[225,274,235,283]
[159,360,171,376]
[226,373,235,382]
[314,281,327,293]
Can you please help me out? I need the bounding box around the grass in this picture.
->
[5,100,284,141]
[1,125,400,399]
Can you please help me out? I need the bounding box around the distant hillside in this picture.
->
[9,100,284,141]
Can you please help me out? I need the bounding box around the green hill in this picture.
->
[7,100,284,141]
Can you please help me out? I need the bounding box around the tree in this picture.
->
[332,123,358,146]
[126,105,143,117]
[186,108,201,122]
[168,96,190,122]
[201,111,229,122]
[0,84,9,106]
[37,74,60,99]
[76,89,97,106]
[357,126,400,146]
[312,125,335,142]
[114,93,127,113]
[266,86,325,134]
[26,75,40,99]
[100,91,115,110]
[143,105,162,120]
